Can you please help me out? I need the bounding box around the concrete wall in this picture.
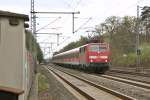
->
[0,17,26,100]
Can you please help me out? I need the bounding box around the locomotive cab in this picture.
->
[87,43,110,72]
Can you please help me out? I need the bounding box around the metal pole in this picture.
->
[57,34,59,46]
[136,5,140,71]
[31,0,38,68]
[49,47,51,57]
[31,0,34,33]
[31,0,36,35]
[72,13,74,34]
[50,42,54,53]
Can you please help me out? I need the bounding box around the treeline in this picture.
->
[25,30,44,63]
[96,16,137,66]
[95,6,150,67]
[54,16,138,56]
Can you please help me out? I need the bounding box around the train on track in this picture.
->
[52,43,111,73]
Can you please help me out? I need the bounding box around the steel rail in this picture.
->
[108,69,150,77]
[100,75,150,90]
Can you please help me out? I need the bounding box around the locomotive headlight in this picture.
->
[89,56,97,59]
[90,59,93,62]
[100,56,108,59]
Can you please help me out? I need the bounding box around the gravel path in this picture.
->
[38,66,51,100]
[38,90,51,100]
[28,74,38,100]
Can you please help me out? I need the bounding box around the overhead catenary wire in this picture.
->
[52,17,93,51]
[52,1,142,53]
[112,0,146,16]
[36,17,61,32]
[52,17,93,52]
[59,0,73,8]
[54,0,82,34]
[137,0,147,5]
[114,0,149,16]
[74,17,92,33]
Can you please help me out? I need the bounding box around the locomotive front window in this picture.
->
[90,45,106,52]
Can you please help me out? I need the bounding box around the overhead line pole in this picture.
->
[136,5,140,71]
[31,0,38,68]
[50,42,54,52]
[31,0,36,35]
[73,13,75,33]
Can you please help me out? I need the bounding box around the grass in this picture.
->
[38,73,49,92]
[117,53,136,67]
[140,43,150,66]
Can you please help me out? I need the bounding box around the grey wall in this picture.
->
[0,17,26,100]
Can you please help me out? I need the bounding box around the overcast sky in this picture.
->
[0,0,149,58]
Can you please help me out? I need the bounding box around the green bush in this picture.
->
[113,43,150,67]
[140,43,150,66]
[38,73,49,92]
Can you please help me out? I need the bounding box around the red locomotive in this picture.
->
[52,43,110,73]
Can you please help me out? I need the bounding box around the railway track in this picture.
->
[51,64,150,89]
[51,64,150,88]
[104,69,150,85]
[107,69,150,77]
[45,65,135,100]
[100,74,150,89]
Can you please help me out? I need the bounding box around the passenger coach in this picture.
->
[52,43,110,73]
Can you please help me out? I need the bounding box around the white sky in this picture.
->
[0,0,149,58]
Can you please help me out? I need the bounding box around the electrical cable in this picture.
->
[74,17,92,33]
[36,17,61,32]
